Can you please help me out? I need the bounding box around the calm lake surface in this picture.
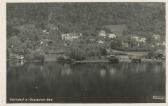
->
[7,61,165,103]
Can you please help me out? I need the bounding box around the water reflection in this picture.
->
[40,65,44,71]
[8,60,25,67]
[109,67,116,76]
[7,62,165,103]
[100,68,106,78]
[61,63,72,76]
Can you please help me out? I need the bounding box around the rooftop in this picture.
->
[103,24,127,34]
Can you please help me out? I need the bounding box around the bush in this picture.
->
[25,53,34,60]
[69,47,86,60]
[24,48,45,61]
[100,47,107,56]
[33,48,45,61]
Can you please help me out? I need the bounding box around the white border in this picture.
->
[0,0,167,106]
[4,0,168,3]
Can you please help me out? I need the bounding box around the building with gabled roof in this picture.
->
[103,24,128,36]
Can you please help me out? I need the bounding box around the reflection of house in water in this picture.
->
[109,67,116,76]
[100,65,117,77]
[61,63,72,76]
[100,69,106,78]
[132,63,146,73]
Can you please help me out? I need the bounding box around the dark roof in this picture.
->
[103,24,127,33]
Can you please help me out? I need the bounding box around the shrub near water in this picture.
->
[68,43,108,60]
[33,48,45,61]
[25,48,45,61]
[69,47,86,60]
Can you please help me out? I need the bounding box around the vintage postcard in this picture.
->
[0,0,167,105]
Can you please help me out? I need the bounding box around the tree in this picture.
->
[68,47,86,60]
[110,38,122,49]
[8,36,24,54]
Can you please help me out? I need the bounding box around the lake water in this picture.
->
[7,61,165,103]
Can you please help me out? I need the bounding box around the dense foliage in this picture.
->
[7,3,165,36]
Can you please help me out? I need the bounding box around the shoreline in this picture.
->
[7,58,164,63]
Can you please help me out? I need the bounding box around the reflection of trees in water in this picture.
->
[14,62,66,97]
[152,63,163,73]
[99,64,108,78]
[125,63,147,73]
[120,62,129,72]
[140,63,147,72]
[134,63,141,72]
[7,62,165,100]
[8,60,25,67]
[7,63,44,97]
[99,64,117,77]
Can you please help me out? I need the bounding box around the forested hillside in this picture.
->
[7,3,165,37]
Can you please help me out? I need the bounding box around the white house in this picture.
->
[122,42,129,48]
[42,29,49,35]
[108,34,117,39]
[131,36,139,41]
[131,36,146,43]
[98,30,106,37]
[98,30,118,39]
[138,37,146,43]
[153,34,160,40]
[42,29,47,33]
[97,40,104,44]
[61,33,82,41]
[155,41,165,47]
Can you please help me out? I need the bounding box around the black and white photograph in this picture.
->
[6,2,166,103]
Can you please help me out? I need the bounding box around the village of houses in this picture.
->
[8,23,165,63]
